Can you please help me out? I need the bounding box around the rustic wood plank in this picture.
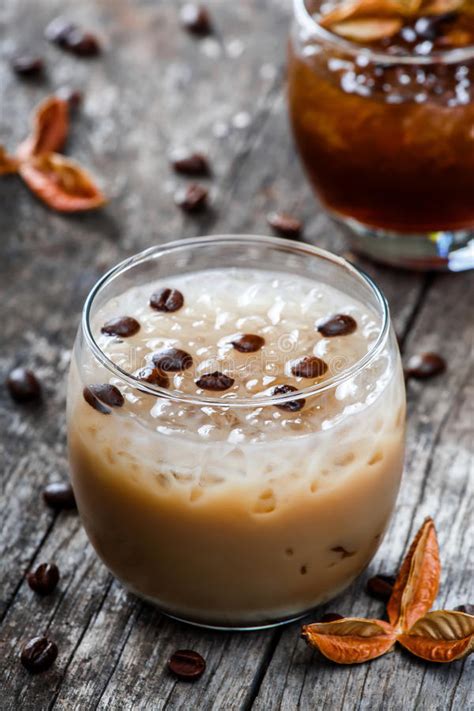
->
[0,0,471,709]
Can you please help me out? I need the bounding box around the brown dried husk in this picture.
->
[17,96,69,161]
[319,0,469,40]
[398,610,474,662]
[0,146,19,175]
[302,618,397,664]
[387,517,440,632]
[19,153,106,212]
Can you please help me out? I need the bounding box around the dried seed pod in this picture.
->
[17,96,69,160]
[302,618,397,664]
[387,517,440,632]
[19,153,105,212]
[397,610,474,662]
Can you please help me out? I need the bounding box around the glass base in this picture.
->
[333,214,474,272]
[161,609,310,632]
[132,588,320,631]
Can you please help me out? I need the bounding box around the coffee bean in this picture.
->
[405,352,446,380]
[7,368,42,403]
[291,356,328,379]
[366,574,396,602]
[230,333,265,353]
[135,366,170,388]
[45,17,77,45]
[320,612,344,623]
[415,16,439,41]
[415,13,456,41]
[27,563,60,595]
[88,384,124,408]
[174,184,208,213]
[43,482,76,510]
[152,348,193,372]
[317,314,357,337]
[272,384,305,412]
[168,649,206,681]
[83,386,111,414]
[57,86,83,109]
[11,55,44,77]
[180,4,212,35]
[150,288,184,313]
[454,604,474,615]
[101,316,140,337]
[20,636,58,674]
[266,212,302,239]
[169,150,210,176]
[195,371,235,391]
[65,29,101,57]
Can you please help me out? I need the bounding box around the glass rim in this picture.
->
[293,0,474,65]
[82,234,391,409]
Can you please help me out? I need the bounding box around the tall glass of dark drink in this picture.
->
[289,0,474,270]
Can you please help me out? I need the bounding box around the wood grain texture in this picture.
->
[0,1,472,709]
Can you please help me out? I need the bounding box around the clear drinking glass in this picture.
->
[289,0,474,271]
[67,235,406,630]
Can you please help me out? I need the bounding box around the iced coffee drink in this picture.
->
[67,236,405,629]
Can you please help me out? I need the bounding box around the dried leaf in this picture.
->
[19,153,106,212]
[331,17,402,40]
[420,0,465,14]
[17,96,69,161]
[0,146,19,175]
[387,518,440,632]
[302,618,396,664]
[398,611,474,662]
[319,0,406,26]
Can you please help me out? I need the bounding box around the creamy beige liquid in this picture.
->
[68,268,405,627]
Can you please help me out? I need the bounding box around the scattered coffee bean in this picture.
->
[88,384,124,408]
[7,368,42,403]
[57,86,83,109]
[454,604,474,615]
[27,563,60,595]
[150,288,184,313]
[101,316,140,337]
[45,17,101,55]
[320,612,344,623]
[405,352,446,380]
[291,356,328,379]
[43,482,76,510]
[136,366,170,388]
[317,314,357,338]
[272,384,305,412]
[174,183,208,213]
[45,17,77,45]
[169,150,210,176]
[196,371,235,391]
[266,211,302,239]
[11,55,44,77]
[168,649,206,681]
[152,348,193,372]
[65,29,101,57]
[366,574,396,602]
[83,386,111,414]
[230,333,265,353]
[20,636,58,674]
[180,4,212,36]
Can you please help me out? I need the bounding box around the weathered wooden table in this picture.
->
[1,1,472,708]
